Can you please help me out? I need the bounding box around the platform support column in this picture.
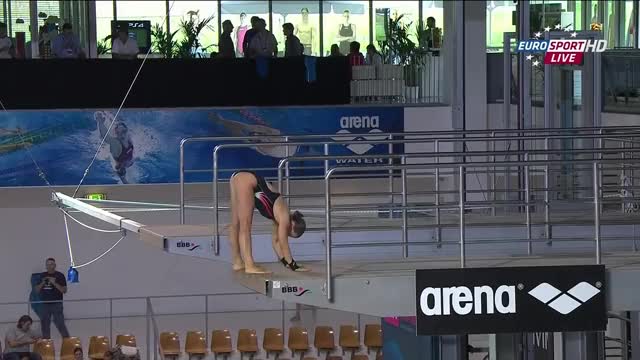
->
[439,335,468,360]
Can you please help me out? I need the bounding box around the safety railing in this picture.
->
[203,130,640,254]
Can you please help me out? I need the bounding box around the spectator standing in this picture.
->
[248,19,277,58]
[111,25,138,60]
[424,17,442,49]
[34,258,70,339]
[218,20,235,58]
[347,41,364,66]
[282,23,303,57]
[366,44,383,66]
[0,22,14,59]
[51,23,84,59]
[3,315,42,360]
[242,16,260,57]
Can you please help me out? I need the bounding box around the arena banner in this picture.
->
[0,107,403,186]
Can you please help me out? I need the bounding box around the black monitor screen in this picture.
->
[111,20,152,53]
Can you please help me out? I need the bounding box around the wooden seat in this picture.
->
[160,332,181,357]
[61,337,82,360]
[364,324,382,355]
[88,336,110,360]
[34,339,56,360]
[327,357,343,360]
[339,326,360,356]
[288,327,310,360]
[352,355,369,360]
[314,326,336,358]
[237,329,258,360]
[116,334,137,347]
[185,331,207,357]
[211,329,233,359]
[263,328,285,359]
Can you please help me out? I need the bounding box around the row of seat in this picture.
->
[160,325,382,359]
[32,334,134,360]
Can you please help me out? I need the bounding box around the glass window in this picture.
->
[169,1,217,56]
[623,1,637,47]
[323,0,370,56]
[116,1,167,28]
[1,1,5,24]
[272,1,319,56]
[422,0,445,48]
[221,0,268,57]
[96,0,114,44]
[486,1,516,52]
[604,0,615,46]
[373,1,419,46]
[9,0,31,42]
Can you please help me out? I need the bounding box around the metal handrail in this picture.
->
[207,133,640,252]
[179,126,640,222]
[322,158,638,301]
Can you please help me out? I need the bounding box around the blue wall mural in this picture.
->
[0,107,403,186]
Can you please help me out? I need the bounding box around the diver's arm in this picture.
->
[271,223,284,259]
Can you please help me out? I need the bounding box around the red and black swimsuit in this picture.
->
[233,171,280,220]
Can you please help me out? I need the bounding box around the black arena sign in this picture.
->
[415,265,606,335]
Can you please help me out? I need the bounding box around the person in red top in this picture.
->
[347,41,364,66]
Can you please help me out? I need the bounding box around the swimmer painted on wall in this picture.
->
[95,111,134,184]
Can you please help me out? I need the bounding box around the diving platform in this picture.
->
[233,253,640,317]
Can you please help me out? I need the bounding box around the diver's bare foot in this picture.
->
[232,262,245,271]
[245,265,271,274]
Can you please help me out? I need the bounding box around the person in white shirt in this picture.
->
[248,18,278,58]
[112,25,138,59]
[366,44,383,66]
[0,22,15,59]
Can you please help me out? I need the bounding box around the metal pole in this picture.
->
[146,298,150,360]
[213,150,220,255]
[109,299,113,345]
[324,144,329,173]
[180,142,185,224]
[525,153,532,255]
[281,301,285,332]
[434,140,441,246]
[388,135,394,219]
[459,166,466,268]
[491,132,497,217]
[205,295,209,339]
[285,136,291,207]
[544,138,552,242]
[594,162,602,264]
[401,156,408,258]
[325,173,333,302]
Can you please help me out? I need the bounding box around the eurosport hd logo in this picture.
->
[415,265,606,335]
[516,25,607,66]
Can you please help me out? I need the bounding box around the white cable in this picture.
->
[72,0,177,198]
[59,208,121,233]
[73,234,127,269]
[63,213,75,267]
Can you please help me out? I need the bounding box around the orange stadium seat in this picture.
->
[185,330,207,358]
[364,324,382,355]
[34,339,55,360]
[159,332,181,358]
[116,334,137,347]
[237,329,259,359]
[211,329,233,359]
[61,337,82,360]
[314,326,336,358]
[288,327,310,359]
[339,326,360,356]
[88,336,110,360]
[263,328,285,359]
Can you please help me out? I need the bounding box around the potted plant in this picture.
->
[151,14,214,58]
